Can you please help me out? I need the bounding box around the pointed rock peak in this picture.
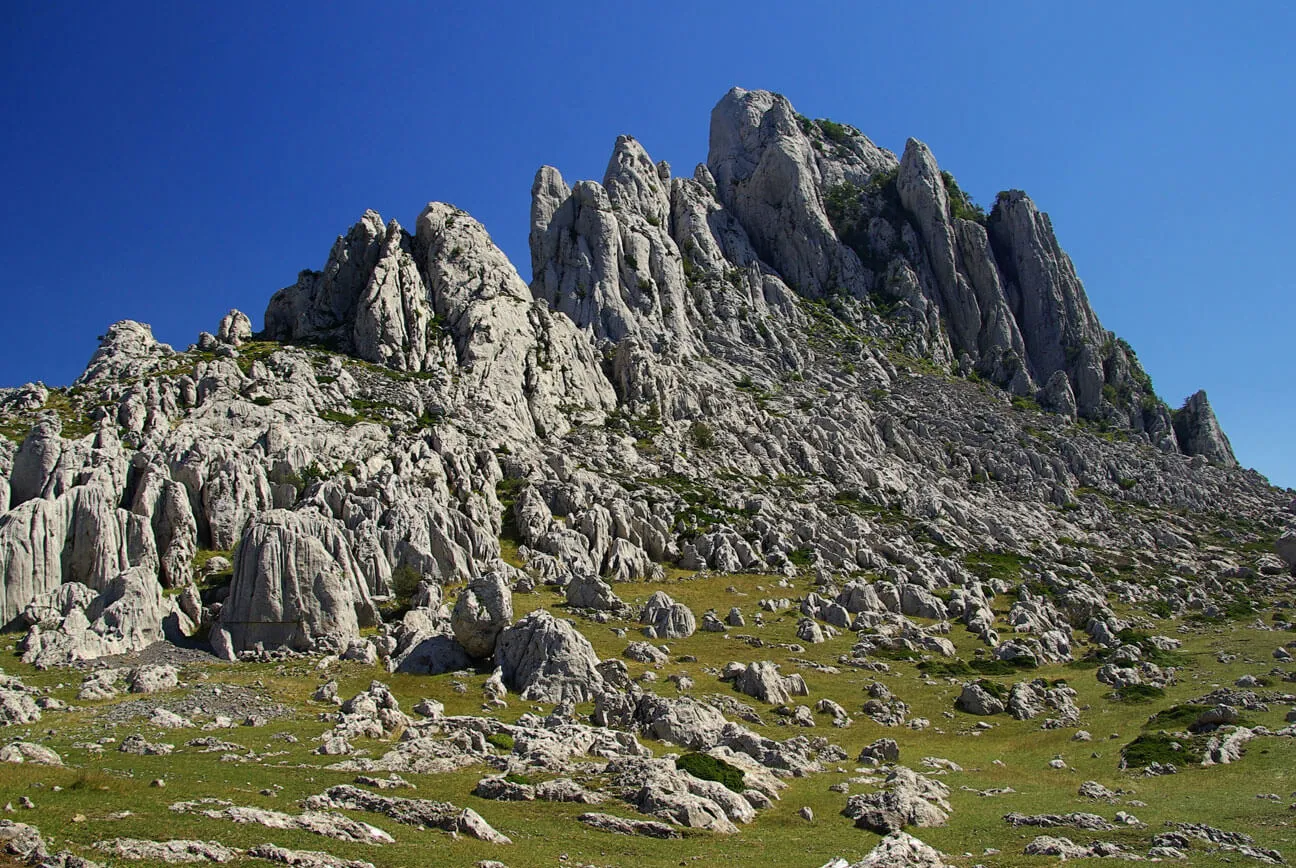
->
[991,189,1037,219]
[900,138,939,176]
[76,321,173,386]
[415,202,531,305]
[217,310,253,346]
[530,166,574,281]
[1173,389,1238,467]
[708,88,802,190]
[354,208,386,236]
[262,207,412,355]
[332,209,390,258]
[532,165,570,201]
[692,162,717,192]
[603,135,670,224]
[897,138,949,216]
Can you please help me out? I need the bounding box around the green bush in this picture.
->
[787,547,815,567]
[971,657,1036,675]
[1121,732,1202,769]
[975,678,1009,701]
[964,550,1028,581]
[689,421,716,449]
[816,118,852,145]
[941,171,986,224]
[504,772,534,786]
[1107,683,1165,703]
[675,752,745,793]
[486,732,515,752]
[918,659,976,678]
[389,564,423,608]
[1144,704,1219,732]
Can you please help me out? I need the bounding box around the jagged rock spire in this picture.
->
[1173,390,1238,467]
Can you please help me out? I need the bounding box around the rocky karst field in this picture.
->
[1,87,1295,867]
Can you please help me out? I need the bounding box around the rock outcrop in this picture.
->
[216,510,378,657]
[1173,390,1238,466]
[496,610,606,703]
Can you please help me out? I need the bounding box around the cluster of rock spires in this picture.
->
[0,88,1287,701]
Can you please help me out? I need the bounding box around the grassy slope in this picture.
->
[2,569,1294,867]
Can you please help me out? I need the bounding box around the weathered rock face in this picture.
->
[639,591,696,639]
[19,569,166,668]
[0,478,156,627]
[1173,390,1238,466]
[0,84,1280,683]
[986,191,1108,412]
[703,87,1182,438]
[896,138,1029,389]
[496,609,606,703]
[450,571,513,658]
[266,204,616,442]
[707,88,882,301]
[218,510,378,656]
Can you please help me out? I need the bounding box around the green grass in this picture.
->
[964,550,1029,581]
[1121,732,1205,768]
[2,567,1295,868]
[485,732,515,751]
[675,753,745,793]
[1106,683,1167,703]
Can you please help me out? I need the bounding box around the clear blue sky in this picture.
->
[2,2,1292,489]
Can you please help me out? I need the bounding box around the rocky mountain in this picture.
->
[0,88,1293,867]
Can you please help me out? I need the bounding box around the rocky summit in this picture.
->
[0,88,1293,868]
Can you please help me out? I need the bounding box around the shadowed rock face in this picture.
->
[1173,390,1238,467]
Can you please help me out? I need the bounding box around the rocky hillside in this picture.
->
[1,88,1294,867]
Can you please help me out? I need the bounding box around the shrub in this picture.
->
[1107,683,1165,703]
[1144,704,1213,732]
[504,772,534,786]
[787,547,815,567]
[964,550,1027,581]
[941,171,986,224]
[486,732,515,752]
[971,657,1036,675]
[1121,732,1202,769]
[689,421,716,449]
[975,678,1009,701]
[389,564,423,608]
[816,118,853,145]
[676,752,745,793]
[918,659,975,678]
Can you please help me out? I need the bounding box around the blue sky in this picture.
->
[2,2,1292,489]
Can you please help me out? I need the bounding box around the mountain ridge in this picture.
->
[1,86,1295,868]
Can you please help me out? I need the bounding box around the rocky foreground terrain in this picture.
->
[1,88,1294,867]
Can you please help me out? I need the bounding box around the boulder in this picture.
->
[823,831,955,868]
[841,767,951,833]
[451,572,513,658]
[1277,529,1296,574]
[219,510,377,656]
[1172,390,1238,467]
[639,591,696,639]
[955,682,1005,716]
[496,610,606,703]
[564,574,629,615]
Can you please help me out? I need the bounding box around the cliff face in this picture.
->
[0,87,1280,663]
